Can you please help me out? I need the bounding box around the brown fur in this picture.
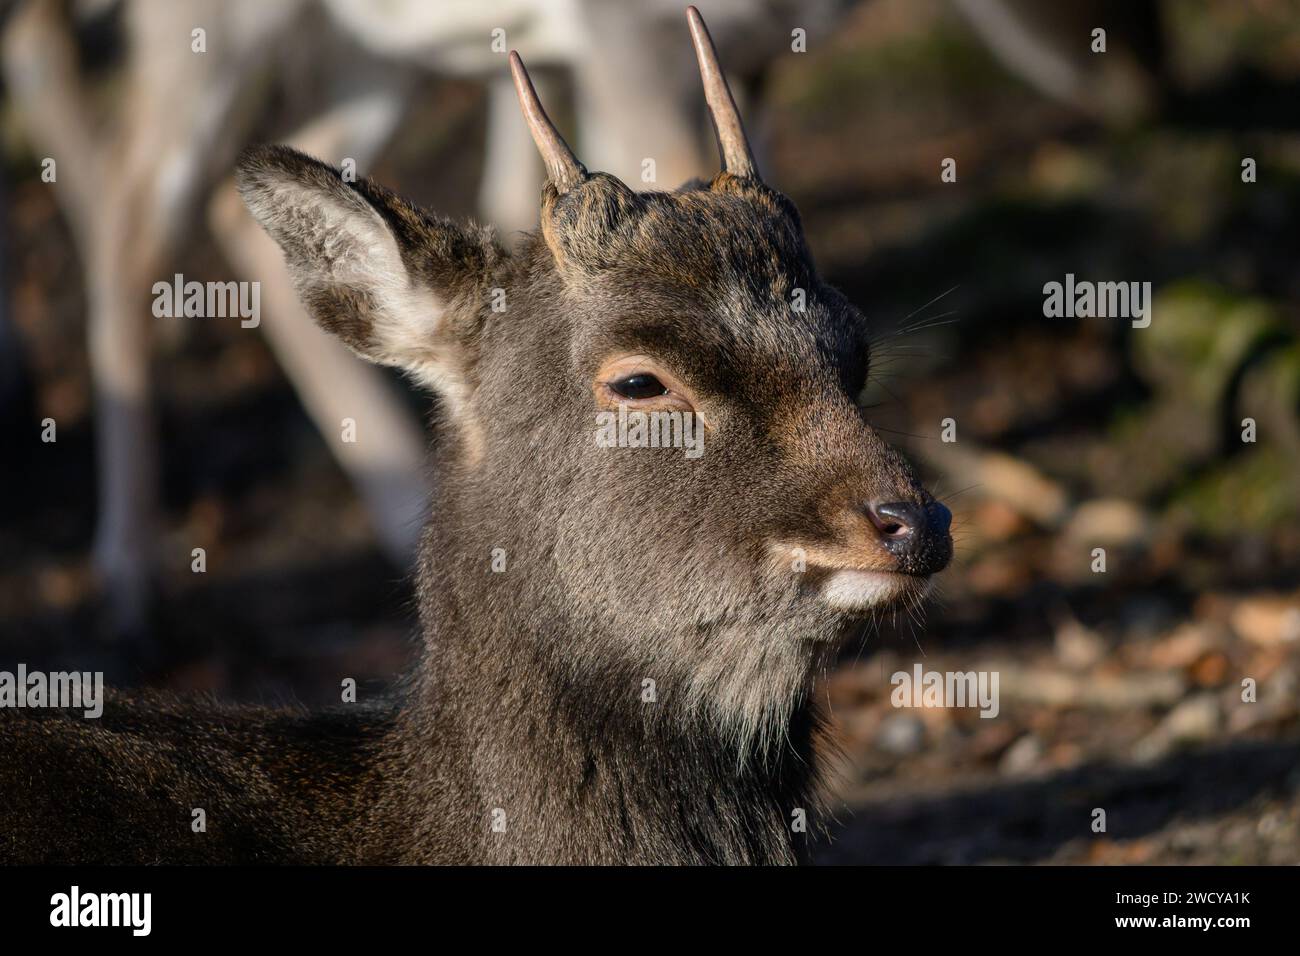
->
[1,111,951,864]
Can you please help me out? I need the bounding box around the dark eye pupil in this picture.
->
[610,374,668,400]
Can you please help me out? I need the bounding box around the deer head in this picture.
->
[237,7,951,755]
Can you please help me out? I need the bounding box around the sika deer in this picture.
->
[0,7,950,865]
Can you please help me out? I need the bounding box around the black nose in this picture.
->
[865,500,953,575]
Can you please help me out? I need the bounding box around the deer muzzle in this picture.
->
[864,499,954,577]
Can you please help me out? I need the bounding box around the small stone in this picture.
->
[1147,622,1218,669]
[979,453,1069,527]
[1162,693,1222,740]
[876,714,926,755]
[1064,498,1153,548]
[973,499,1029,541]
[1189,651,1229,687]
[1133,693,1222,762]
[1055,618,1106,669]
[998,733,1044,776]
[1231,595,1300,647]
[1257,812,1288,839]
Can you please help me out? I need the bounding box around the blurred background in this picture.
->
[1,0,1298,864]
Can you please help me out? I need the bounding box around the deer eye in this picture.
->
[609,373,669,400]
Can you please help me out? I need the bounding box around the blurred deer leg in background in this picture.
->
[84,201,159,632]
[571,0,706,189]
[4,0,155,631]
[208,86,429,563]
[951,0,1164,122]
[3,0,305,633]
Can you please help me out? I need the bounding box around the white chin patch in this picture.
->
[821,570,918,611]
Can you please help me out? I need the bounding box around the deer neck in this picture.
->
[388,540,826,865]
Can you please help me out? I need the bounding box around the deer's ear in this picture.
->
[236,145,501,400]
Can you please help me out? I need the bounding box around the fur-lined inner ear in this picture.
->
[236,145,499,412]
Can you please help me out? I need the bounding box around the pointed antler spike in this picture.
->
[686,6,758,180]
[509,50,587,193]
